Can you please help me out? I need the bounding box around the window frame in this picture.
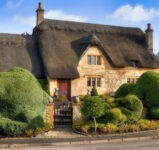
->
[87,77,101,87]
[87,55,102,65]
[127,78,138,84]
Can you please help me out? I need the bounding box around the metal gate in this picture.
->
[54,102,72,128]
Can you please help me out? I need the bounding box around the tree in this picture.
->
[91,86,98,96]
[81,97,104,133]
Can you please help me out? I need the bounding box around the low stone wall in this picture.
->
[72,103,83,125]
[45,103,54,127]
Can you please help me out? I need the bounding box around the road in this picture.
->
[9,139,159,150]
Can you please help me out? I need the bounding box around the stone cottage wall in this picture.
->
[48,46,159,97]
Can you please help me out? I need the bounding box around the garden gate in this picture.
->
[54,102,72,128]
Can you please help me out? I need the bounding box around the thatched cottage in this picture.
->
[0,3,159,99]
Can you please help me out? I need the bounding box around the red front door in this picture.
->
[57,80,71,99]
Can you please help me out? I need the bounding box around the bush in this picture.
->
[115,95,143,122]
[0,67,49,136]
[135,71,159,108]
[91,86,98,96]
[38,79,50,95]
[115,83,136,98]
[138,120,158,130]
[149,108,159,119]
[98,123,118,134]
[0,116,27,136]
[81,97,104,132]
[56,95,67,103]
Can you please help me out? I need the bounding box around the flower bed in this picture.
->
[73,120,159,134]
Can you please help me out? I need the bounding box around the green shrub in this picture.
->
[115,83,136,98]
[81,97,104,132]
[115,83,135,98]
[38,79,50,95]
[135,71,159,108]
[56,95,67,102]
[138,120,158,130]
[115,95,143,122]
[98,123,118,134]
[0,116,27,136]
[91,86,98,96]
[79,95,91,101]
[101,108,127,125]
[149,108,159,119]
[0,67,49,136]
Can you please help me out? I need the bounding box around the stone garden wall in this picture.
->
[45,103,54,127]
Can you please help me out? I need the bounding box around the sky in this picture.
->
[0,0,159,53]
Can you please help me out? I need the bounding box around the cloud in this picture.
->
[45,10,87,22]
[13,15,36,27]
[12,9,87,28]
[7,0,24,8]
[109,5,159,22]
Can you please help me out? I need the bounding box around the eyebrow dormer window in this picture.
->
[87,55,101,65]
[130,60,138,67]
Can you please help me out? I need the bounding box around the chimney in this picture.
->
[36,2,44,25]
[145,23,153,52]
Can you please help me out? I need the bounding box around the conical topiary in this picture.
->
[91,86,98,96]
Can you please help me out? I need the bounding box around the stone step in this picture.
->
[54,119,72,122]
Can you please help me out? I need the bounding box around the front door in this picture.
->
[57,80,71,99]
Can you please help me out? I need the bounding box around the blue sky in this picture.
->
[0,0,159,53]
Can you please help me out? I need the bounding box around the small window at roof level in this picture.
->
[130,60,138,67]
[97,56,101,65]
[92,56,96,65]
[87,56,91,65]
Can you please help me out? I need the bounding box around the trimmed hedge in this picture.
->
[115,95,143,122]
[0,67,49,136]
[101,108,127,125]
[115,83,136,98]
[38,79,50,95]
[135,71,159,108]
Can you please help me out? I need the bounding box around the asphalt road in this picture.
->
[9,139,159,150]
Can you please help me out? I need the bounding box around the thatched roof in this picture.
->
[33,19,159,79]
[0,33,44,78]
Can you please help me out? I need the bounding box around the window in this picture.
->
[127,78,138,84]
[92,78,96,86]
[97,78,101,87]
[87,78,91,87]
[87,56,91,65]
[130,60,138,67]
[87,55,101,65]
[97,56,101,65]
[87,77,101,87]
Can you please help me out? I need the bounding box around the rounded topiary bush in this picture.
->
[135,71,159,108]
[0,67,49,135]
[81,96,104,132]
[115,83,136,98]
[102,108,127,125]
[115,95,143,122]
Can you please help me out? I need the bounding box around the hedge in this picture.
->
[115,83,136,98]
[0,67,49,135]
[135,71,159,108]
[115,95,143,122]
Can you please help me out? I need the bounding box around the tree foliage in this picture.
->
[81,97,104,132]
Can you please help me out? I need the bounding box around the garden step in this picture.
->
[54,119,72,122]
